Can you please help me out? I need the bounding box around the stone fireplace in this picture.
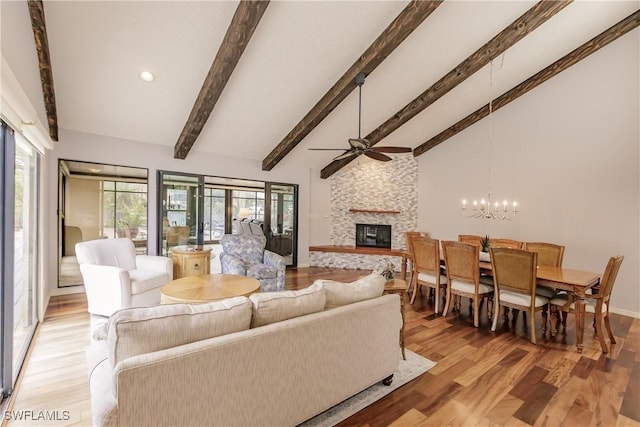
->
[310,153,418,270]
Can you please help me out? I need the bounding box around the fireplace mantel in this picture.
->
[348,208,400,214]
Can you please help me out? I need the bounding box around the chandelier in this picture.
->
[461,57,518,220]
[461,194,517,220]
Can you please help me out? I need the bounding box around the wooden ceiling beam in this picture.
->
[413,10,640,157]
[174,0,270,159]
[261,0,442,171]
[27,0,58,141]
[320,0,572,179]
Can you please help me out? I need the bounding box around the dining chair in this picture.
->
[490,238,523,249]
[548,255,624,353]
[524,241,566,303]
[524,242,565,267]
[490,247,548,345]
[442,241,493,327]
[458,234,482,247]
[407,235,447,312]
[405,231,428,286]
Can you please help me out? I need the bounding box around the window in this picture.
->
[232,190,264,221]
[101,181,148,242]
[203,188,225,242]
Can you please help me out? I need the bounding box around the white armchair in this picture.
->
[75,238,173,317]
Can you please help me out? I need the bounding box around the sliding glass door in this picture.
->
[1,120,39,396]
[158,172,204,256]
[158,171,298,267]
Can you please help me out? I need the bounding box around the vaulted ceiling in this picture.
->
[2,1,638,177]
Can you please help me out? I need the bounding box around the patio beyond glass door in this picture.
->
[158,172,204,256]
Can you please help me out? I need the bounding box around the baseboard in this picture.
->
[610,306,640,319]
[50,285,85,297]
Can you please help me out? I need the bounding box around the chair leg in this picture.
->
[433,285,440,314]
[442,288,452,316]
[604,313,616,344]
[491,304,499,332]
[549,305,558,337]
[409,274,419,305]
[542,305,548,333]
[529,310,537,345]
[594,313,609,353]
[561,311,567,327]
[473,298,480,328]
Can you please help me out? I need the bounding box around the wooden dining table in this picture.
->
[478,261,601,353]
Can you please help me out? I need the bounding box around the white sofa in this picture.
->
[87,274,401,427]
[76,238,173,317]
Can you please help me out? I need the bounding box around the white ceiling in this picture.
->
[1,1,638,172]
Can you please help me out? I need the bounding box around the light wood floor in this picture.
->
[4,267,639,427]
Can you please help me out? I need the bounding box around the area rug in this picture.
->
[299,350,436,426]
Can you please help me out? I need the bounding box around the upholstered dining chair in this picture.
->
[549,255,624,353]
[489,248,548,344]
[220,234,285,291]
[524,242,565,267]
[458,234,482,247]
[489,238,523,249]
[407,235,447,312]
[76,238,173,317]
[442,241,493,327]
[405,231,428,284]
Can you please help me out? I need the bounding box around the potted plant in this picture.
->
[479,235,491,262]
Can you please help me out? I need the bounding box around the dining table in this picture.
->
[478,261,601,353]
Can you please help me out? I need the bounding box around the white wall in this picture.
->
[65,177,101,241]
[45,130,311,297]
[309,30,639,316]
[417,31,639,316]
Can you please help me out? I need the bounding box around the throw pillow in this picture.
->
[108,296,252,366]
[249,283,326,328]
[315,273,386,309]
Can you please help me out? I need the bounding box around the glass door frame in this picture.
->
[265,182,299,267]
[157,171,205,255]
[0,120,39,396]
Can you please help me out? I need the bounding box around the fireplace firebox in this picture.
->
[355,224,391,249]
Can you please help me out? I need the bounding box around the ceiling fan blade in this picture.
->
[348,138,369,150]
[308,148,351,151]
[333,152,358,161]
[364,151,392,162]
[369,146,412,153]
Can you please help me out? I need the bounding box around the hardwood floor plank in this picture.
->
[388,408,429,427]
[533,376,585,427]
[485,394,524,426]
[509,366,550,400]
[619,362,640,422]
[513,382,558,425]
[561,404,594,426]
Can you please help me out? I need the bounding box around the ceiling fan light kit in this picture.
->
[308,72,411,162]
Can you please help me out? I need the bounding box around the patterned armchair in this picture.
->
[220,234,285,291]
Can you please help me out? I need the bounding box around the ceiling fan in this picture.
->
[309,72,412,162]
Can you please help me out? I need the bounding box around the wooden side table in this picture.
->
[384,278,407,360]
[170,246,212,279]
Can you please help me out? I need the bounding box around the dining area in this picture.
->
[405,233,624,354]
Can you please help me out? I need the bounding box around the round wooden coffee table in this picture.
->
[160,274,260,304]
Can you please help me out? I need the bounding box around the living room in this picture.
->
[1,1,639,426]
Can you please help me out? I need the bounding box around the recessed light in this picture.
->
[139,71,155,82]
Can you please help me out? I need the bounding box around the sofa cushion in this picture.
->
[315,273,386,309]
[249,284,326,328]
[129,269,170,294]
[108,296,252,366]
